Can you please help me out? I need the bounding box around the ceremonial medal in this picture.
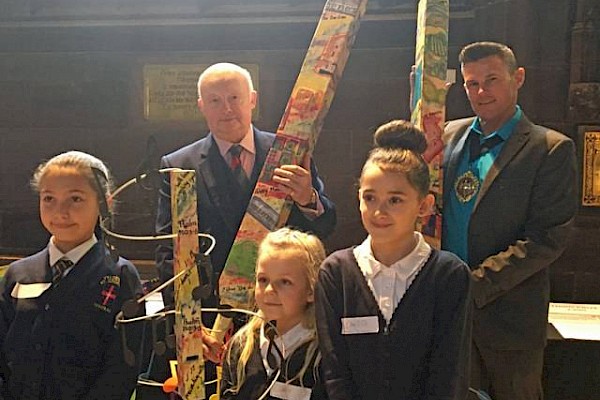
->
[455,170,479,203]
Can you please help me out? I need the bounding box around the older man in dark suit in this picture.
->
[155,62,336,360]
[442,42,577,400]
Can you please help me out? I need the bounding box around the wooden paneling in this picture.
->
[0,0,598,305]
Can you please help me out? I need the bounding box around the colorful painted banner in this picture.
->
[213,0,369,340]
[171,170,205,399]
[410,0,449,249]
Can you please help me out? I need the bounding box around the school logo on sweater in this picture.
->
[94,275,120,313]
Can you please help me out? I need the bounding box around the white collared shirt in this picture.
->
[259,322,314,377]
[353,232,431,324]
[48,235,98,277]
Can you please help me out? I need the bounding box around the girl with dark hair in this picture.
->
[316,120,472,400]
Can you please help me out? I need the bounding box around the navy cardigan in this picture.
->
[315,247,472,400]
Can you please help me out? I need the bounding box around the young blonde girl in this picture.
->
[315,120,472,400]
[0,151,142,400]
[220,227,328,399]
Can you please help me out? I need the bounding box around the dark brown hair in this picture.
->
[459,41,518,72]
[360,120,430,197]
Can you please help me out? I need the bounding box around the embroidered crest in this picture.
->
[454,170,480,203]
[94,275,121,313]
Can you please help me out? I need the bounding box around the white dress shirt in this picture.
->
[213,126,256,178]
[353,232,431,324]
[48,235,98,278]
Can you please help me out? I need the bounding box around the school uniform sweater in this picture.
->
[0,242,142,400]
[221,330,327,400]
[315,248,472,400]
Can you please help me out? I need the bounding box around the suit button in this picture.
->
[34,344,42,351]
[44,304,50,311]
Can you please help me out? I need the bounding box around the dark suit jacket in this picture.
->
[155,127,336,306]
[443,114,577,350]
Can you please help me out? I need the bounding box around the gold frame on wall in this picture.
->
[582,130,600,206]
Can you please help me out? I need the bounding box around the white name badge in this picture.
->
[11,282,52,299]
[270,381,312,400]
[341,316,379,335]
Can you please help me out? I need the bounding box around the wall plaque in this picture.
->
[143,64,259,121]
[582,131,600,206]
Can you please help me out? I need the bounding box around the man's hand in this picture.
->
[201,327,225,363]
[272,153,314,206]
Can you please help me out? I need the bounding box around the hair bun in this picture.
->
[373,120,428,154]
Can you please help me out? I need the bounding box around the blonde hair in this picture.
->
[224,228,326,395]
[31,150,113,204]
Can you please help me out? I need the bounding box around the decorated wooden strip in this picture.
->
[214,0,369,338]
[410,0,449,249]
[171,170,205,399]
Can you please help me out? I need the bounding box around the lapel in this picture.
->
[33,248,52,283]
[473,115,531,210]
[195,133,240,232]
[444,120,472,188]
[195,128,275,233]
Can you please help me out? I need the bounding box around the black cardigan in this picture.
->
[315,247,472,400]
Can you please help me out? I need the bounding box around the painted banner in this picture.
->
[171,170,205,399]
[410,0,449,249]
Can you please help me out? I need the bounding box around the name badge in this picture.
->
[270,381,312,400]
[11,282,52,299]
[341,316,379,335]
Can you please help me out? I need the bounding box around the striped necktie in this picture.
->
[228,144,250,190]
[265,322,282,370]
[52,258,73,285]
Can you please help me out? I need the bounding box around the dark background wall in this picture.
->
[0,0,599,302]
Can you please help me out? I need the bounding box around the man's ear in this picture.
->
[514,67,526,89]
[197,97,204,112]
[250,90,257,110]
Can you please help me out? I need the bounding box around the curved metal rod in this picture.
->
[100,223,216,256]
[122,306,285,400]
[99,166,216,254]
[109,167,183,200]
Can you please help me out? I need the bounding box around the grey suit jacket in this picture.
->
[443,114,577,349]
